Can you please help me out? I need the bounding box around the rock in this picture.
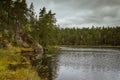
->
[22,41,29,48]
[34,43,43,53]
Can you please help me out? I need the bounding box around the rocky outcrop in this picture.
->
[34,43,43,53]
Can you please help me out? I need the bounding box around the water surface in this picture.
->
[52,47,120,80]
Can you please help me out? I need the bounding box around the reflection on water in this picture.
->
[52,47,120,80]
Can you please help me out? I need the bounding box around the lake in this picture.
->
[42,47,120,80]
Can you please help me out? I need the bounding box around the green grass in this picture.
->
[0,49,41,80]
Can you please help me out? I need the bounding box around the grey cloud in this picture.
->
[26,0,120,27]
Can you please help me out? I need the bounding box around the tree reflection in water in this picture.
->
[37,53,59,80]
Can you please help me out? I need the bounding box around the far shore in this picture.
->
[60,45,120,49]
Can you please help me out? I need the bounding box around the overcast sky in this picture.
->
[26,0,120,28]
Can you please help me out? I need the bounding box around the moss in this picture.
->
[45,45,60,54]
[0,49,41,80]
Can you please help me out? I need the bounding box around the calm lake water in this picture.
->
[45,47,120,80]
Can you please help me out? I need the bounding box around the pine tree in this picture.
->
[0,0,14,31]
[13,0,28,32]
[38,7,57,46]
[29,2,35,26]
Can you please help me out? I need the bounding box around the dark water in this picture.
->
[44,47,120,80]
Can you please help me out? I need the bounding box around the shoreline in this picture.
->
[60,45,120,49]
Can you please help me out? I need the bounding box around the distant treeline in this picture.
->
[58,27,120,46]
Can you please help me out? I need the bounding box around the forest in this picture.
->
[0,0,120,48]
[59,26,120,46]
[0,0,59,48]
[0,0,120,80]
